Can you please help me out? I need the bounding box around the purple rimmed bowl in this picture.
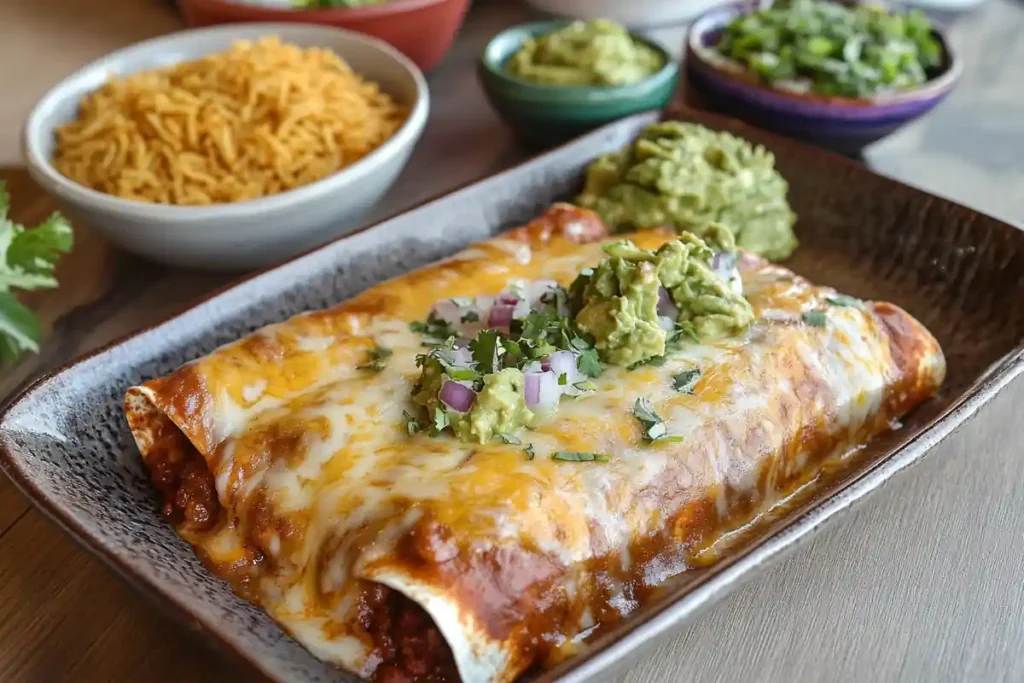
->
[684,1,962,155]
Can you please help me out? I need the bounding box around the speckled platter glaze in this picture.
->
[1,107,1022,683]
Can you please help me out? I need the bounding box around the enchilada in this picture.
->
[125,203,945,682]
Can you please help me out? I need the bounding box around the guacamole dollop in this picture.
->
[574,121,798,262]
[506,19,665,87]
[574,233,754,367]
[457,368,535,444]
[413,358,536,445]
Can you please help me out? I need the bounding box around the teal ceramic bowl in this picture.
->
[479,21,679,147]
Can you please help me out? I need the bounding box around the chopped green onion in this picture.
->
[552,451,609,462]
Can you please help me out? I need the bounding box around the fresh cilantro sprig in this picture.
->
[0,182,73,363]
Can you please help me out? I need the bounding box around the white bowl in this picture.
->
[22,23,429,271]
[523,0,734,27]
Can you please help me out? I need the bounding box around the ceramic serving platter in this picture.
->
[2,107,1022,683]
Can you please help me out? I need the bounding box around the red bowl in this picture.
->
[177,0,471,72]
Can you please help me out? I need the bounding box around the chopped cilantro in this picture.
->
[403,410,422,436]
[461,310,480,323]
[557,372,567,386]
[672,368,701,394]
[646,421,668,440]
[501,338,524,368]
[633,397,671,442]
[515,310,566,357]
[418,344,482,385]
[497,433,522,445]
[524,443,536,460]
[445,367,481,382]
[356,345,392,372]
[633,397,660,424]
[567,268,592,315]
[629,354,667,370]
[518,309,557,341]
[469,329,501,375]
[577,348,602,378]
[569,335,592,352]
[552,451,609,462]
[802,310,828,327]
[409,313,455,345]
[668,323,698,347]
[431,406,450,436]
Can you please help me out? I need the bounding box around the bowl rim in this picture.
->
[686,0,963,110]
[22,22,430,222]
[479,19,680,101]
[179,0,455,20]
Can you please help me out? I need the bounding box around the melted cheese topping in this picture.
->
[125,206,946,683]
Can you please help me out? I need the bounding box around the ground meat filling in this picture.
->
[147,434,220,531]
[360,584,460,683]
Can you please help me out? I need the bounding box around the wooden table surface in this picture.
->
[1,1,1023,682]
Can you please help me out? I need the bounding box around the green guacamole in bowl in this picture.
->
[478,21,678,146]
[505,19,665,87]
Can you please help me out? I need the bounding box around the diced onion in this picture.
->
[547,350,576,380]
[487,304,515,329]
[513,299,532,320]
[657,287,679,320]
[713,252,744,296]
[475,295,496,311]
[497,291,520,305]
[439,380,475,412]
[524,371,559,412]
[450,346,473,368]
[431,299,462,326]
[523,360,544,374]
